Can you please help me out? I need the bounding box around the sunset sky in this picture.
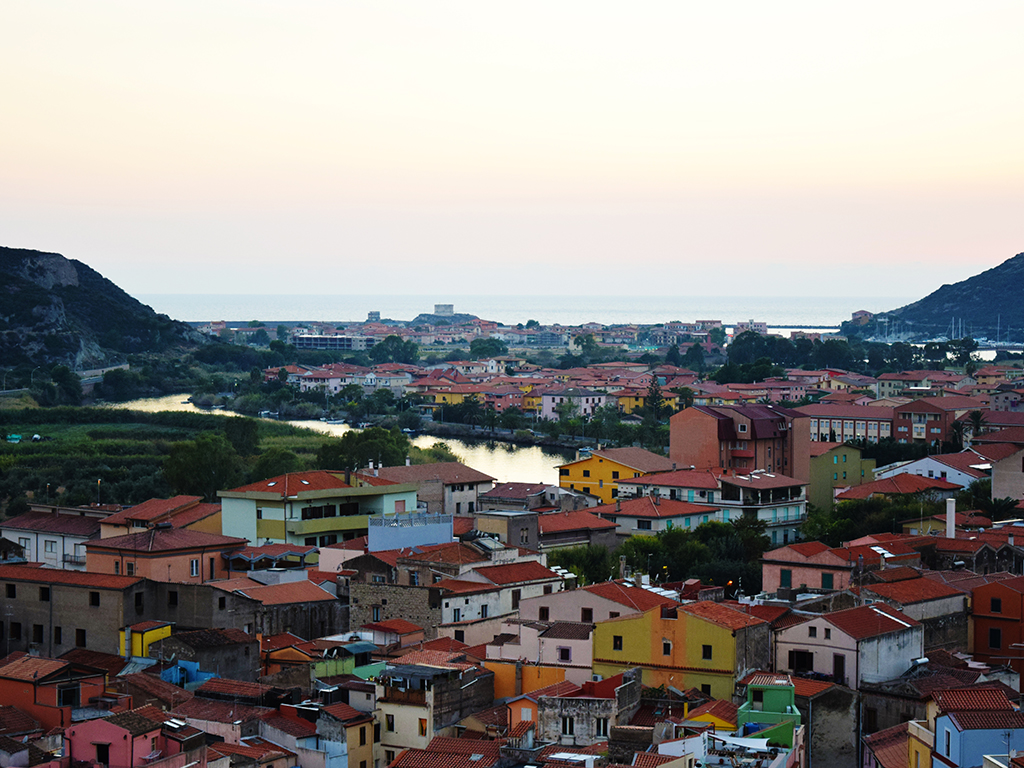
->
[2,2,1023,297]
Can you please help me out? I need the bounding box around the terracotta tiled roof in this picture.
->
[235,580,337,605]
[932,688,1013,712]
[627,468,721,490]
[0,656,70,681]
[171,697,273,724]
[433,578,499,595]
[538,509,618,533]
[862,577,964,605]
[514,680,582,700]
[100,496,203,526]
[375,462,496,485]
[389,649,468,670]
[583,580,678,612]
[104,711,162,737]
[738,671,837,698]
[0,706,40,736]
[321,702,373,724]
[681,601,767,630]
[262,715,317,737]
[688,699,738,725]
[471,561,560,585]
[119,672,193,705]
[196,678,276,699]
[418,637,470,653]
[949,710,1024,730]
[863,722,910,768]
[87,528,246,553]
[508,719,535,739]
[824,604,920,640]
[362,618,422,634]
[0,563,141,589]
[591,496,710,520]
[836,473,961,500]
[1,510,101,537]
[560,447,675,473]
[480,483,549,501]
[58,648,128,677]
[870,566,921,583]
[631,754,676,768]
[225,470,396,496]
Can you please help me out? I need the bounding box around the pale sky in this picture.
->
[2,2,1023,297]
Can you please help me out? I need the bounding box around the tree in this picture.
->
[316,427,410,471]
[665,345,683,367]
[469,337,509,359]
[681,343,705,372]
[224,418,260,456]
[548,545,615,586]
[251,447,305,481]
[163,434,244,501]
[708,326,727,346]
[369,335,419,364]
[482,406,499,434]
[49,365,83,405]
[525,319,540,329]
[250,328,270,346]
[644,380,666,423]
[276,324,289,341]
[968,410,988,440]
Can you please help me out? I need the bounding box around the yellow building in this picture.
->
[592,601,769,700]
[557,447,675,504]
[119,620,172,658]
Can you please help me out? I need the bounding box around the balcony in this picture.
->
[286,515,368,535]
[380,688,426,705]
[63,554,86,566]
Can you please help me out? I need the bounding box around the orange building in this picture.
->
[0,654,107,730]
[86,528,247,582]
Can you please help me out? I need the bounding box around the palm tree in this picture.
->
[968,410,988,443]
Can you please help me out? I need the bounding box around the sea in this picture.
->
[135,294,915,330]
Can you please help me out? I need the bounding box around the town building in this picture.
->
[557,447,676,504]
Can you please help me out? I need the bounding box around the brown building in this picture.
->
[669,405,810,482]
[85,528,247,583]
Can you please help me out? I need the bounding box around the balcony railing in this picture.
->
[63,554,86,565]
[380,688,427,705]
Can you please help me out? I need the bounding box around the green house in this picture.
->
[737,673,802,748]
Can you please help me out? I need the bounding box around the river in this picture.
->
[101,395,573,485]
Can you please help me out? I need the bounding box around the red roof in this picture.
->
[224,470,396,496]
[171,697,273,724]
[321,702,373,725]
[234,580,337,605]
[824,603,920,640]
[836,473,961,500]
[196,678,276,699]
[559,447,676,473]
[471,561,560,585]
[591,496,711,520]
[681,601,767,631]
[863,577,964,605]
[932,688,1013,712]
[538,509,618,533]
[100,496,203,526]
[0,563,141,589]
[362,618,422,635]
[1,511,101,537]
[87,528,246,553]
[688,699,738,725]
[374,462,495,485]
[583,580,679,612]
[863,722,910,768]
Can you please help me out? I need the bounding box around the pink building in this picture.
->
[65,707,208,768]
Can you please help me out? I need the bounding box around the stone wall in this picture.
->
[350,583,443,638]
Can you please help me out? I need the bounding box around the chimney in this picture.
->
[946,497,956,539]
[406,456,411,466]
[616,499,621,512]
[619,555,626,579]
[880,554,886,570]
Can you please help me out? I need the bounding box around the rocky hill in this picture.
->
[0,245,207,369]
[872,251,1024,340]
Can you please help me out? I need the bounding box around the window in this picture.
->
[824,628,831,640]
[738,423,747,433]
[539,607,550,621]
[385,751,395,765]
[126,562,135,576]
[32,624,43,643]
[17,538,29,551]
[374,723,380,743]
[219,596,226,610]
[9,622,21,641]
[89,591,100,606]
[944,729,950,757]
[95,744,109,766]
[385,714,395,732]
[780,569,792,589]
[558,647,571,662]
[76,628,87,647]
[5,584,15,599]
[612,471,619,479]
[701,684,712,695]
[480,604,488,619]
[168,590,178,606]
[595,717,609,737]
[581,607,593,622]
[663,640,671,656]
[991,597,1002,614]
[190,559,199,577]
[409,571,420,586]
[359,726,367,746]
[454,630,465,642]
[702,644,712,660]
[989,627,1002,649]
[582,470,590,478]
[54,626,62,644]
[822,573,834,590]
[372,607,380,622]
[39,587,50,602]
[134,592,144,611]
[453,608,461,622]
[44,540,56,554]
[418,719,427,737]
[613,635,623,651]
[543,584,553,594]
[561,716,575,736]
[512,589,521,610]
[637,519,652,530]
[114,561,120,575]
[809,626,817,638]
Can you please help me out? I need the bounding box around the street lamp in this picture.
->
[97,479,102,506]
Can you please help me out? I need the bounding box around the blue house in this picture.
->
[930,689,1024,768]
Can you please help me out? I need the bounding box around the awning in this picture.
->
[342,642,378,654]
[708,733,771,750]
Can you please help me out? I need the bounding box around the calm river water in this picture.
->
[102,395,573,485]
